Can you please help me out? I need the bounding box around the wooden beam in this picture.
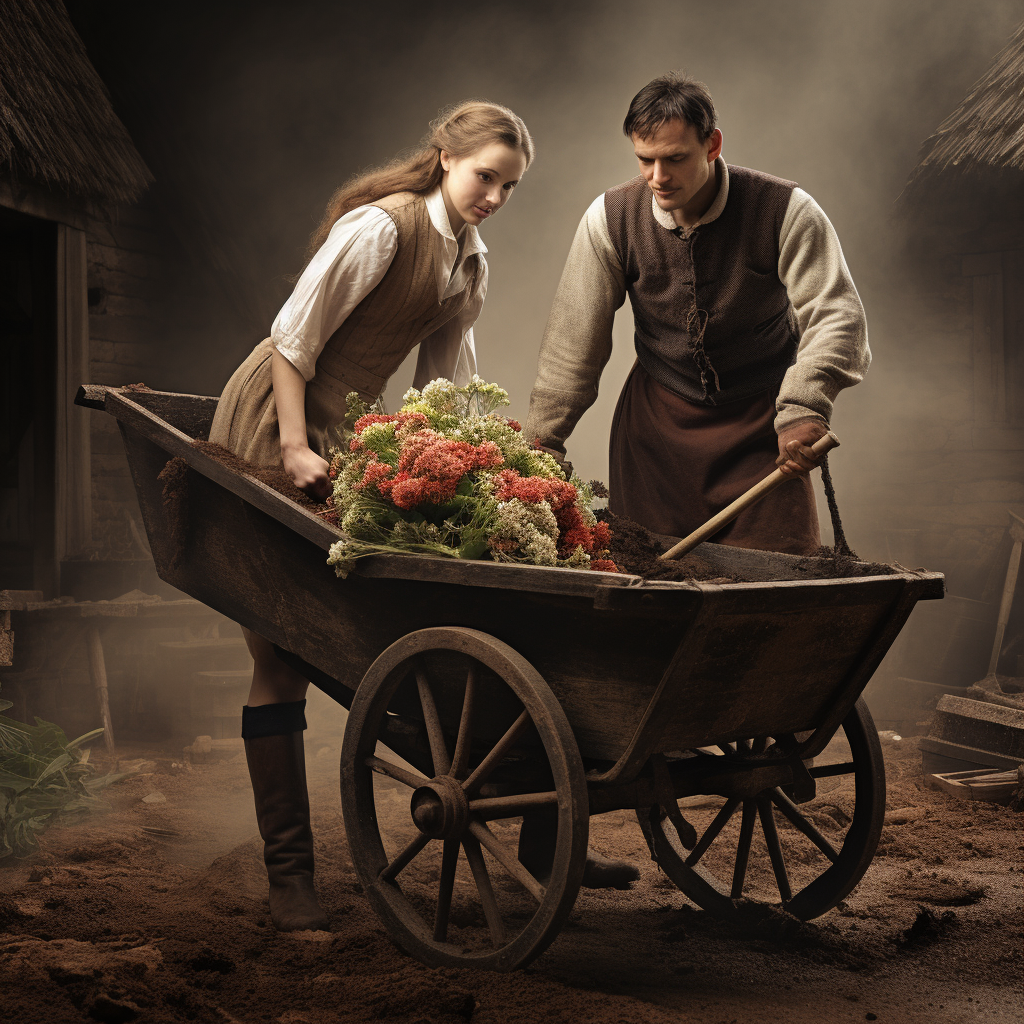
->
[55,224,92,564]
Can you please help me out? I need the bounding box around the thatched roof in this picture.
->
[902,22,1024,199]
[0,0,152,204]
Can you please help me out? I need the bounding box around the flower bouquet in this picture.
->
[325,377,618,577]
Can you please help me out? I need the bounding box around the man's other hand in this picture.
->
[776,419,829,477]
[537,444,574,480]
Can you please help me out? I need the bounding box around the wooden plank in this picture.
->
[88,362,147,385]
[925,768,1019,805]
[0,180,88,230]
[55,224,93,562]
[88,314,163,347]
[919,737,1023,772]
[85,264,159,300]
[85,241,163,281]
[0,591,45,610]
[929,694,1024,760]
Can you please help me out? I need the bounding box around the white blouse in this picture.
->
[271,186,487,387]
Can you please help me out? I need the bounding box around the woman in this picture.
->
[210,100,533,931]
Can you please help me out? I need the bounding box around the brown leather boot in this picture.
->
[243,704,328,932]
[518,811,640,890]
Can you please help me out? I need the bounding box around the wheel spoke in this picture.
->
[380,832,431,882]
[433,838,460,942]
[450,665,477,779]
[462,710,531,795]
[415,665,451,776]
[685,797,741,867]
[469,791,558,820]
[462,833,506,947]
[809,760,856,779]
[757,796,792,903]
[770,789,839,862]
[468,819,544,902]
[751,736,768,754]
[366,755,428,790]
[731,801,756,898]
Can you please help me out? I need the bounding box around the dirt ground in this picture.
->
[1,696,1022,1024]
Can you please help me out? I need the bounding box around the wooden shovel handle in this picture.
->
[660,430,841,561]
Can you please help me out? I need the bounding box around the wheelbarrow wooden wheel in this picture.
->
[641,699,885,921]
[340,626,589,971]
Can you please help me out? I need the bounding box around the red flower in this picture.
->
[493,470,577,511]
[351,430,504,509]
[353,413,398,433]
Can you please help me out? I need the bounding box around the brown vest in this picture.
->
[604,166,799,405]
[309,191,480,404]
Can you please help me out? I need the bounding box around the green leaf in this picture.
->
[34,753,74,783]
[66,728,104,750]
[457,538,490,560]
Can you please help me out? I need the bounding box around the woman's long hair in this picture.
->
[303,100,534,264]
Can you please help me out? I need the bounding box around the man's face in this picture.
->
[632,119,722,215]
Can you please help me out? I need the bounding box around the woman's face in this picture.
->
[440,141,529,233]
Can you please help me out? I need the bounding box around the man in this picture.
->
[524,73,869,553]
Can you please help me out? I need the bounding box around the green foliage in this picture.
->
[0,693,132,860]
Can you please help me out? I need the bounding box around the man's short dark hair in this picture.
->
[623,73,718,141]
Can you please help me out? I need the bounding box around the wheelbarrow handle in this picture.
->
[660,430,841,561]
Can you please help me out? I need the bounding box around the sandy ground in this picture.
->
[1,701,1022,1024]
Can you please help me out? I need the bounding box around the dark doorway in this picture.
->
[0,205,58,595]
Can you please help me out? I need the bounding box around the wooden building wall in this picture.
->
[84,199,169,564]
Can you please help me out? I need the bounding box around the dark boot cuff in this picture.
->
[242,700,307,739]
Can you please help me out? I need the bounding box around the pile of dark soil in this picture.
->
[191,440,322,510]
[597,511,746,583]
[598,511,897,583]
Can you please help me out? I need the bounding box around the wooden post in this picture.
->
[86,627,116,756]
[987,511,1024,677]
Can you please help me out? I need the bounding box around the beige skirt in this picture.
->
[208,339,350,467]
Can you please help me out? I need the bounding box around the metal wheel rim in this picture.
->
[341,626,589,970]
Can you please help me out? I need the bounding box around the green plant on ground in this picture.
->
[0,689,133,859]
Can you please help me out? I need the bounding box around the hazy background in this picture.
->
[71,0,1023,556]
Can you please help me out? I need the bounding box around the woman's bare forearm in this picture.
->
[271,349,311,452]
[271,348,330,497]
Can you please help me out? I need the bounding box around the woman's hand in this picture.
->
[281,441,331,500]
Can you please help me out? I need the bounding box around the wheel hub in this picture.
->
[411,776,469,839]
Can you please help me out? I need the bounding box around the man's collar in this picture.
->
[650,156,729,233]
[424,186,488,257]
